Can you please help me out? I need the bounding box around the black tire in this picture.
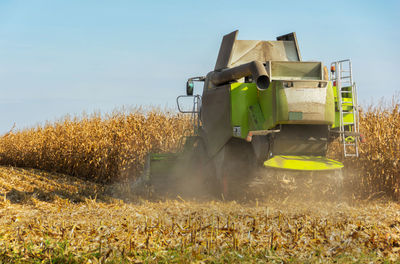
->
[219,139,255,200]
[170,137,218,198]
[190,137,219,197]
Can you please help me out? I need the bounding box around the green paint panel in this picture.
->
[258,82,276,129]
[230,83,258,138]
[248,103,266,131]
[332,84,355,129]
[258,81,290,127]
[276,83,289,121]
[333,112,355,129]
[259,91,271,127]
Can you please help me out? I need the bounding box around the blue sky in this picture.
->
[0,0,399,133]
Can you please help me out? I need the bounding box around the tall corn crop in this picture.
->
[353,103,400,199]
[327,101,400,200]
[0,110,191,183]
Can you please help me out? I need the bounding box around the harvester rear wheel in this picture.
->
[190,138,219,197]
[167,136,218,198]
[219,139,255,200]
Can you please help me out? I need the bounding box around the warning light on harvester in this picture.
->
[331,65,335,73]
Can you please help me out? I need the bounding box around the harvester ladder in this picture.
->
[330,59,359,157]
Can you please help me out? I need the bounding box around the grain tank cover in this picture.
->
[214,30,302,71]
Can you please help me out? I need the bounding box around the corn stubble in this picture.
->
[1,195,400,263]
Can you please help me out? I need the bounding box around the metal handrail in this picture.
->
[176,94,202,132]
[176,95,201,113]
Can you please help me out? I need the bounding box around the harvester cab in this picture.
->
[143,30,361,199]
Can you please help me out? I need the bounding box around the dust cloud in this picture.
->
[107,159,372,207]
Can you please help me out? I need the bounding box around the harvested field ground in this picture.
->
[0,167,399,263]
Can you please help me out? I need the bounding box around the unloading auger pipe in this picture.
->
[209,61,270,90]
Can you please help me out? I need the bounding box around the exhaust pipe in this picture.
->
[209,61,270,90]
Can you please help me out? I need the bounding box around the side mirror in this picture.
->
[186,80,194,96]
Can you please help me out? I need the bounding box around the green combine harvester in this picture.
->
[140,30,361,199]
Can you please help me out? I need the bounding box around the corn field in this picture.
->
[0,104,399,262]
[0,110,191,184]
[0,103,399,200]
[325,101,400,200]
[352,104,400,200]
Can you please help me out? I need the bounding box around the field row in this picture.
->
[1,194,399,263]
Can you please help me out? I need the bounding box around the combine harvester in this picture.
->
[140,31,361,199]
